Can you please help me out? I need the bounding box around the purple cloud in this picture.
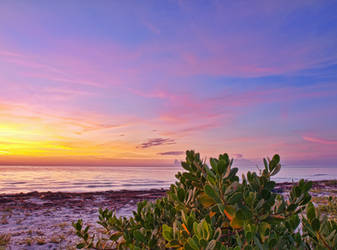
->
[158,151,184,156]
[138,138,176,149]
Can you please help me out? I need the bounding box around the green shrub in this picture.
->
[73,150,337,249]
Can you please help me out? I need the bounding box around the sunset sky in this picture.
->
[0,0,337,166]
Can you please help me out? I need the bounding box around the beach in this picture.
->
[0,189,166,249]
[1,1,336,248]
[0,180,336,249]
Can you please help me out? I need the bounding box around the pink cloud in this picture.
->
[126,83,337,141]
[26,73,103,88]
[0,100,137,135]
[5,57,63,74]
[302,136,337,145]
[161,122,219,136]
[127,88,175,100]
[0,52,104,88]
[42,86,95,97]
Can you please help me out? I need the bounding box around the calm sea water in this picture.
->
[0,165,336,194]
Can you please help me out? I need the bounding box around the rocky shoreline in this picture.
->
[0,180,336,249]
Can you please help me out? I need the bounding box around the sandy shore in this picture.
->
[0,180,336,249]
[0,189,166,249]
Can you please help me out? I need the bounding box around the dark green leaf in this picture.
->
[76,243,85,249]
[134,231,146,242]
[311,218,320,232]
[205,185,220,203]
[307,202,316,221]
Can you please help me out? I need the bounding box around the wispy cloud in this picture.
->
[162,123,219,136]
[302,136,337,145]
[158,151,184,156]
[138,138,176,149]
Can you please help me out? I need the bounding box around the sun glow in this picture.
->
[0,102,177,165]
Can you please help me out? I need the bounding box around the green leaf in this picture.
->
[311,218,320,232]
[201,220,210,240]
[254,236,263,250]
[210,158,218,173]
[263,158,268,171]
[76,243,85,249]
[205,185,220,203]
[268,238,277,248]
[259,222,270,237]
[134,231,146,242]
[287,203,297,212]
[193,222,200,238]
[333,233,337,247]
[228,168,239,179]
[228,193,242,204]
[199,192,215,208]
[74,220,82,231]
[162,224,173,241]
[326,229,336,241]
[230,215,244,229]
[178,188,185,202]
[110,232,122,241]
[166,240,181,248]
[271,164,281,176]
[302,181,312,193]
[224,163,231,178]
[217,160,227,176]
[235,209,248,221]
[269,154,280,172]
[264,181,275,191]
[187,238,199,250]
[307,202,316,221]
[223,205,236,221]
[294,186,301,197]
[181,162,191,171]
[183,172,200,181]
[290,214,300,230]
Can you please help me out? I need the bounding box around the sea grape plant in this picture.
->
[73,150,337,249]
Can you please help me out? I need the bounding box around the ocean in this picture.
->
[0,165,336,194]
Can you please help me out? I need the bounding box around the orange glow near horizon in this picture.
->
[0,102,182,165]
[0,99,336,166]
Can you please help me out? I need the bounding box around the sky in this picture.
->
[0,0,337,167]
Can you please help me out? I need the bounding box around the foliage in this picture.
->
[73,150,337,249]
[315,196,337,220]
